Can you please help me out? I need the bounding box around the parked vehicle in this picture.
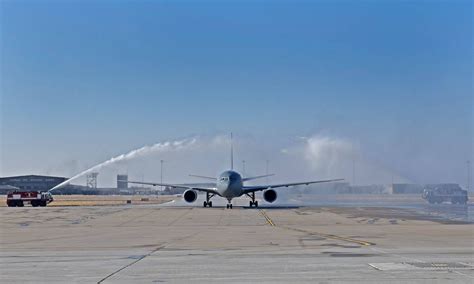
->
[422,185,468,204]
[6,191,54,207]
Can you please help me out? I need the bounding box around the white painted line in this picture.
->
[368,263,417,271]
[452,270,474,279]
[368,262,474,271]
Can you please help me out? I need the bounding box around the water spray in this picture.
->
[48,138,196,192]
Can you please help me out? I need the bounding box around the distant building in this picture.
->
[345,184,388,194]
[390,184,424,194]
[0,175,67,192]
[301,182,351,194]
[117,174,128,189]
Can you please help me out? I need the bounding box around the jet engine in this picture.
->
[263,189,277,203]
[183,189,198,203]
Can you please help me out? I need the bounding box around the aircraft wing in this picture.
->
[124,180,218,194]
[242,178,344,194]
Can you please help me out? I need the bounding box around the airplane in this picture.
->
[123,134,343,209]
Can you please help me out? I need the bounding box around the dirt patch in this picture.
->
[0,195,176,207]
[320,244,361,248]
[323,252,377,257]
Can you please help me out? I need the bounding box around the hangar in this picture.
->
[0,175,67,193]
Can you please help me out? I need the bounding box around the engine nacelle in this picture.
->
[183,190,198,203]
[263,189,277,203]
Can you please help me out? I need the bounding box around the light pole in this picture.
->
[160,160,164,191]
[468,160,471,192]
[266,160,269,184]
[352,158,356,186]
[351,143,356,186]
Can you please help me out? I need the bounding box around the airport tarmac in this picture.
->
[0,196,473,283]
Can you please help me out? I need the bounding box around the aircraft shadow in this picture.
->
[242,206,300,209]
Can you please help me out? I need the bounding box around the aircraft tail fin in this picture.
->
[230,133,234,170]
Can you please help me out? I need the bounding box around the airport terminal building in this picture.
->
[0,175,67,193]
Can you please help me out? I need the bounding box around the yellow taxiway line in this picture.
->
[259,209,275,227]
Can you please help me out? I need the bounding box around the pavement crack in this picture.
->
[167,208,193,226]
[117,209,159,227]
[97,245,164,283]
[281,226,376,246]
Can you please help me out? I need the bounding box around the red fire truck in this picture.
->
[6,191,54,207]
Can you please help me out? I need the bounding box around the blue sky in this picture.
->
[1,1,472,185]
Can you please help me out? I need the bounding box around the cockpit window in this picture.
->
[220,177,229,181]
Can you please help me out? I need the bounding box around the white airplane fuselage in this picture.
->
[216,170,243,200]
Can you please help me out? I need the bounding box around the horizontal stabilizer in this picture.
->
[242,174,275,182]
[120,180,218,194]
[189,174,216,180]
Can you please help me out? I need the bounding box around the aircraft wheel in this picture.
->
[249,201,253,207]
[208,201,212,207]
[230,204,233,209]
[203,201,207,207]
[226,204,229,209]
[254,201,258,207]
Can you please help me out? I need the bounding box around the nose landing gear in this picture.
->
[226,199,233,209]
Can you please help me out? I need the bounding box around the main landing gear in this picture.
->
[203,192,214,208]
[246,192,258,208]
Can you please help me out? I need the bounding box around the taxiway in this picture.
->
[0,196,473,283]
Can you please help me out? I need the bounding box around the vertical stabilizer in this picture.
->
[230,133,234,170]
